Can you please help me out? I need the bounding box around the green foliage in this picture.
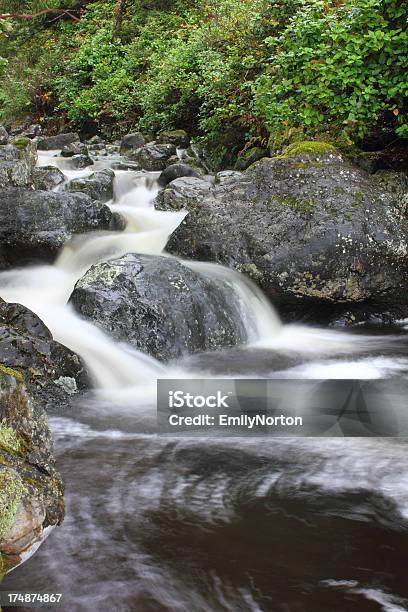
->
[0,0,407,164]
[255,0,408,142]
[0,468,25,540]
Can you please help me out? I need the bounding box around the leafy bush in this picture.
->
[0,0,407,164]
[255,0,408,144]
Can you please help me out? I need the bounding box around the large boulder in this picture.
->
[32,166,65,191]
[37,132,79,151]
[0,299,88,410]
[158,142,408,321]
[120,132,145,157]
[136,144,176,171]
[0,140,37,188]
[0,368,64,575]
[70,254,247,361]
[0,187,112,269]
[64,169,114,202]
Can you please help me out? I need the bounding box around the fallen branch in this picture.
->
[0,9,80,22]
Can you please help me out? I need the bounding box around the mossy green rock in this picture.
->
[0,372,64,575]
[281,141,338,158]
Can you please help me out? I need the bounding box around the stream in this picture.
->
[1,150,408,612]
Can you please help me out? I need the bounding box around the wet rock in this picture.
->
[0,140,37,188]
[69,154,93,169]
[70,254,247,361]
[61,141,89,158]
[158,163,201,187]
[64,169,114,203]
[0,299,88,411]
[32,166,65,191]
[136,144,176,171]
[0,369,64,575]
[0,187,112,269]
[157,130,190,148]
[111,160,141,171]
[120,132,145,157]
[158,142,408,321]
[37,132,80,151]
[0,126,8,145]
[158,176,212,210]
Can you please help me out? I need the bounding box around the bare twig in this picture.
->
[0,9,80,22]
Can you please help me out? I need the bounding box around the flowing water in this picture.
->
[1,151,408,611]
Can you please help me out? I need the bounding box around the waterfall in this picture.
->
[0,153,283,388]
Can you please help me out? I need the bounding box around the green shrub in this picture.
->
[255,0,408,143]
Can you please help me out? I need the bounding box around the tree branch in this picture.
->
[0,9,80,22]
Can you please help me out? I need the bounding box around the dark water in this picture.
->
[4,343,408,612]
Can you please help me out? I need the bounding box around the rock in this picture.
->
[120,132,145,157]
[105,144,119,155]
[216,170,243,185]
[158,176,212,210]
[136,144,176,171]
[0,126,8,145]
[111,161,141,171]
[64,169,114,203]
[235,147,268,171]
[165,155,180,167]
[20,124,42,139]
[158,142,408,321]
[0,140,37,188]
[351,146,408,173]
[0,368,64,575]
[37,132,80,151]
[157,163,201,187]
[0,299,87,410]
[32,166,65,191]
[61,141,89,157]
[157,130,190,148]
[86,135,104,145]
[69,154,93,169]
[70,254,247,361]
[87,143,105,152]
[0,188,112,269]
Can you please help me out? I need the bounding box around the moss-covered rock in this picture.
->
[280,141,338,158]
[0,372,64,575]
